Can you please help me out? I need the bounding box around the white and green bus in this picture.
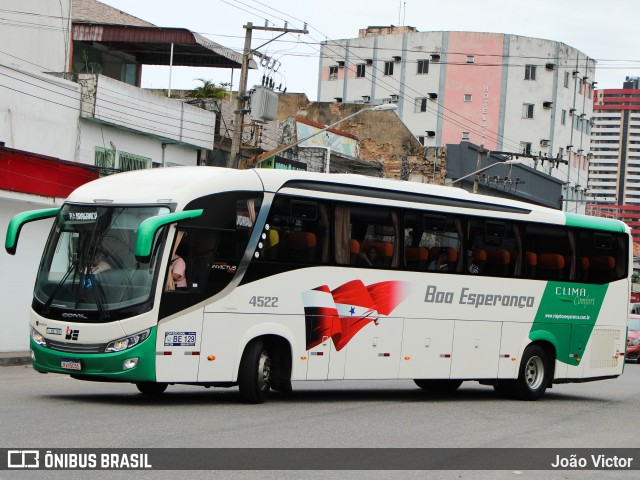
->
[5,167,631,402]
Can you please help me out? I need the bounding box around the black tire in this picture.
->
[511,344,551,400]
[136,382,168,395]
[414,379,463,392]
[238,339,272,404]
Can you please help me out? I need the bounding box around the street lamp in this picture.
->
[447,159,523,193]
[255,103,398,172]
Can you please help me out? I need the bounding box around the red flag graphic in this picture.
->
[303,280,414,351]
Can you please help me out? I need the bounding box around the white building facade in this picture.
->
[0,0,227,352]
[318,27,594,212]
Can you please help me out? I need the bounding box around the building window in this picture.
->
[418,136,425,145]
[578,78,583,94]
[119,151,151,172]
[561,109,567,125]
[415,97,427,112]
[466,55,475,63]
[520,142,532,155]
[522,103,534,119]
[525,65,536,80]
[464,94,472,102]
[329,65,338,80]
[417,59,429,74]
[356,63,366,78]
[564,72,570,88]
[95,147,151,177]
[95,147,115,176]
[384,61,394,76]
[462,132,470,140]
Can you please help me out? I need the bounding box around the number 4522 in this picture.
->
[249,296,279,307]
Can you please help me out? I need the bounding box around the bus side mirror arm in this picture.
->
[5,208,61,255]
[134,209,203,263]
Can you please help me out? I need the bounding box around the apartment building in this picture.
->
[318,26,595,210]
[587,77,640,241]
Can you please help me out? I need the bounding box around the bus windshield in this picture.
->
[34,204,170,319]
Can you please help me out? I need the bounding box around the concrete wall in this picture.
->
[78,122,198,167]
[0,0,71,73]
[81,75,216,151]
[0,63,80,159]
[0,193,59,351]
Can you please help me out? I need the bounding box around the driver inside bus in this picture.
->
[90,250,111,274]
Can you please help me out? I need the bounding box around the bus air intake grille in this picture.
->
[45,340,106,353]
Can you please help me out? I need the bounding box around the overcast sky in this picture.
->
[100,0,640,99]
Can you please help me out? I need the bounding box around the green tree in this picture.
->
[187,79,230,100]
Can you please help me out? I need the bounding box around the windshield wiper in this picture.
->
[43,261,77,312]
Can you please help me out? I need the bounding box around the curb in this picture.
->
[0,352,31,366]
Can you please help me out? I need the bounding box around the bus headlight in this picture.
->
[629,338,640,347]
[31,329,46,347]
[106,329,150,353]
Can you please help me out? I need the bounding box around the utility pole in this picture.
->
[228,22,308,169]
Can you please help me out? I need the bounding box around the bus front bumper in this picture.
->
[30,328,157,382]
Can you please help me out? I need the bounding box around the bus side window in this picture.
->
[524,223,574,281]
[467,219,521,277]
[578,230,628,284]
[256,196,329,265]
[340,203,400,269]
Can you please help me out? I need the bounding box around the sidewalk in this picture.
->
[0,351,31,366]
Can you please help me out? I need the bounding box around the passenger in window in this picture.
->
[467,250,480,274]
[428,250,449,272]
[170,253,188,289]
[358,246,382,267]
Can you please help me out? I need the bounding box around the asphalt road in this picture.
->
[1,362,640,479]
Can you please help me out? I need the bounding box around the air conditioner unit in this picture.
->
[365,59,373,65]
[393,55,402,62]
[543,101,553,109]
[545,63,556,70]
[430,53,441,62]
[569,108,576,115]
[428,92,438,100]
[540,139,550,147]
[337,60,345,67]
[425,130,436,137]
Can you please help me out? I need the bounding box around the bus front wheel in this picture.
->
[136,382,168,395]
[238,339,272,404]
[414,379,463,392]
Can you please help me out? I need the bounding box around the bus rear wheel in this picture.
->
[136,382,167,395]
[414,379,463,392]
[238,339,272,404]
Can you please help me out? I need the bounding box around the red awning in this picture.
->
[0,147,100,198]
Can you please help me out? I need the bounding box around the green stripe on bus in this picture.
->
[565,212,626,232]
[530,282,608,366]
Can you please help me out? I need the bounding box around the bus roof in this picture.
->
[66,167,628,234]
